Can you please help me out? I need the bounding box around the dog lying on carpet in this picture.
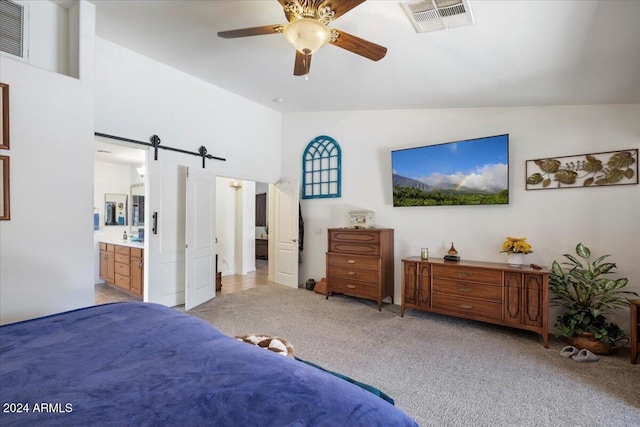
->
[235,334,295,358]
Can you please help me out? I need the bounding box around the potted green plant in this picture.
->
[549,243,638,354]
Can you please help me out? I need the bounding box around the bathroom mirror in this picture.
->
[131,184,145,226]
[105,193,128,226]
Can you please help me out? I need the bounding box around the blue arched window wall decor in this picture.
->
[302,136,341,199]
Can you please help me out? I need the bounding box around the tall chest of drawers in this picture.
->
[326,228,394,311]
[402,257,549,347]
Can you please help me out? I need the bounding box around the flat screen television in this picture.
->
[392,134,509,207]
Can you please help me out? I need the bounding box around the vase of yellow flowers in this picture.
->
[500,237,533,266]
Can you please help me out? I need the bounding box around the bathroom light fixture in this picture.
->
[230,180,242,189]
[137,167,145,179]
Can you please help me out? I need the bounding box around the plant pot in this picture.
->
[568,332,613,355]
[507,253,524,266]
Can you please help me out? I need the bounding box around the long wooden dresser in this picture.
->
[401,257,549,347]
[326,228,394,311]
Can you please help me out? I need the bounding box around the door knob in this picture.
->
[292,239,297,242]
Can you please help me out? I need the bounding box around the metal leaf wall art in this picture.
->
[526,149,638,190]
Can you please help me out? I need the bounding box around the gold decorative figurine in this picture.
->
[444,242,460,261]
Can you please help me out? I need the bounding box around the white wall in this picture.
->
[94,37,282,185]
[0,1,95,324]
[2,1,77,77]
[282,104,640,332]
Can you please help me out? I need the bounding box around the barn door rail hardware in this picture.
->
[95,132,226,168]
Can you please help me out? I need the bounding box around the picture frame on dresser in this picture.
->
[0,155,9,220]
[0,83,8,150]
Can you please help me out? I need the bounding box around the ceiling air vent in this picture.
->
[402,0,474,33]
[0,0,28,60]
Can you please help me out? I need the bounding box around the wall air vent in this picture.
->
[402,0,474,33]
[0,0,28,60]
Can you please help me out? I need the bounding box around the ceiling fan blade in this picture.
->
[321,0,366,20]
[218,25,283,39]
[293,51,312,76]
[330,30,387,61]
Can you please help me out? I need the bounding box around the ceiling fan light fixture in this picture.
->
[283,18,330,55]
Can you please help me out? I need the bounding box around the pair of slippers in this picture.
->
[560,346,599,362]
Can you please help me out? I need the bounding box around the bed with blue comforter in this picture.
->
[0,302,417,426]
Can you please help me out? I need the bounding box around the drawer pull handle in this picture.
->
[347,272,356,276]
[458,287,473,292]
[347,260,356,264]
[458,272,473,277]
[457,304,473,310]
[347,285,357,289]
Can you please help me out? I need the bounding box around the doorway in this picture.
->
[215,177,271,295]
[94,141,269,304]
[93,137,147,304]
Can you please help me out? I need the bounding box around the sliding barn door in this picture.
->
[184,167,216,310]
[146,158,187,306]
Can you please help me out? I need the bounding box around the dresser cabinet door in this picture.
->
[130,255,144,295]
[100,250,115,282]
[417,263,430,308]
[523,274,543,327]
[403,262,418,307]
[503,272,543,327]
[402,261,431,315]
[504,272,523,324]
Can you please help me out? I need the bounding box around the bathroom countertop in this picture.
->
[100,239,145,249]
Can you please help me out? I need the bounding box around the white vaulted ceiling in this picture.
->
[90,0,640,113]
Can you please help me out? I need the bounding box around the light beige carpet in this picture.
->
[186,284,640,427]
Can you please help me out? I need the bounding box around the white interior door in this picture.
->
[185,167,216,311]
[146,157,186,306]
[273,181,299,288]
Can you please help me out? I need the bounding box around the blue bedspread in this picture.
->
[0,302,417,426]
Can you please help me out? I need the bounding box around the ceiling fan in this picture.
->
[217,0,387,76]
